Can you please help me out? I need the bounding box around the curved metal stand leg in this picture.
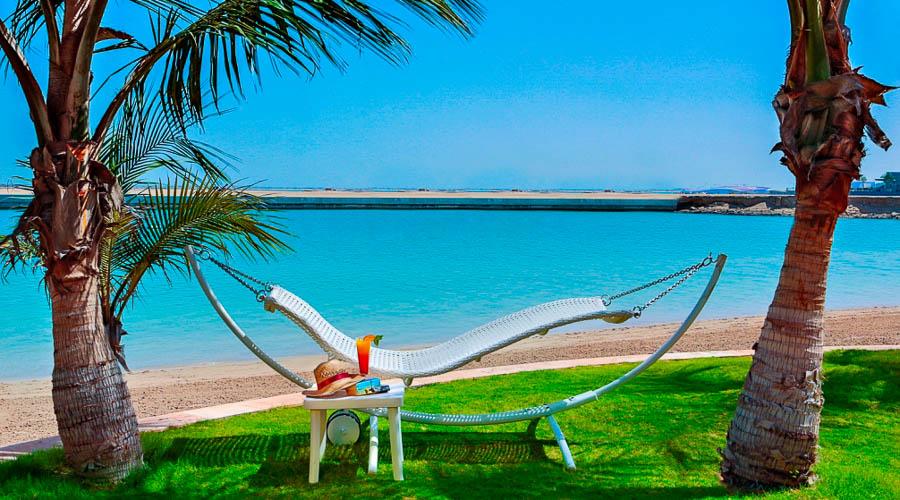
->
[547,415,575,470]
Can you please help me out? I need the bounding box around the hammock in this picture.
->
[184,246,727,469]
[266,286,633,380]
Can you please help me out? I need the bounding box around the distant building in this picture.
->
[877,172,900,194]
[850,180,884,192]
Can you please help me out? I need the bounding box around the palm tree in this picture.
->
[720,0,892,487]
[1,96,290,479]
[0,0,480,481]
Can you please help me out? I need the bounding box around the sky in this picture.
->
[1,1,899,191]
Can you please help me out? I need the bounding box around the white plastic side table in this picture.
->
[303,384,405,484]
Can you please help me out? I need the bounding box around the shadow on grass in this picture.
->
[0,436,734,498]
[823,350,900,411]
[604,362,744,401]
[156,430,555,469]
[153,429,561,490]
[0,451,61,483]
[153,429,735,497]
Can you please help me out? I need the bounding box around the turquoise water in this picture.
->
[1,210,898,380]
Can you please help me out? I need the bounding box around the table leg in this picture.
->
[388,407,404,481]
[319,411,328,457]
[309,410,322,484]
[368,416,379,475]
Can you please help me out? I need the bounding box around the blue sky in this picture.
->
[2,1,898,190]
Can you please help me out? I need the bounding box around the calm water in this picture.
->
[1,210,898,380]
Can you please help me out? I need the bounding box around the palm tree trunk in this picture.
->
[720,203,838,486]
[50,272,142,481]
[719,2,893,487]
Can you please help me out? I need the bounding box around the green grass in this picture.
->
[1,350,897,499]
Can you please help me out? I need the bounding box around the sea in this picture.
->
[1,210,898,380]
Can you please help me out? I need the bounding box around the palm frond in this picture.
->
[98,94,233,193]
[0,196,45,277]
[108,176,289,318]
[94,27,149,54]
[95,0,482,138]
[3,0,62,71]
[99,207,138,307]
[4,1,45,53]
[0,9,54,143]
[0,230,43,277]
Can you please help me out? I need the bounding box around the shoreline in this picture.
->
[2,306,898,447]
[2,188,898,216]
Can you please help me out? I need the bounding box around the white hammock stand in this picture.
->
[184,246,727,469]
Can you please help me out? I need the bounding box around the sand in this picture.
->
[1,307,898,447]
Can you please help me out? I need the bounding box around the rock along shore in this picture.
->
[677,194,900,219]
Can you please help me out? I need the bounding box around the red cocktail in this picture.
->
[356,334,382,375]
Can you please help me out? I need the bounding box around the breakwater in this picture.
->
[1,189,898,216]
[1,189,679,211]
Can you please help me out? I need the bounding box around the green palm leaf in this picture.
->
[0,230,43,277]
[3,1,46,53]
[108,176,289,319]
[99,94,233,193]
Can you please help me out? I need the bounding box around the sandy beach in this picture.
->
[1,306,898,447]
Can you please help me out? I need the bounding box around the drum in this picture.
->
[326,409,361,445]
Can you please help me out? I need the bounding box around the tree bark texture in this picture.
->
[22,140,142,481]
[720,206,836,486]
[50,272,142,481]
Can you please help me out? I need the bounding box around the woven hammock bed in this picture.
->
[184,246,727,469]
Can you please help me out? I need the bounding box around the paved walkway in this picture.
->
[2,345,896,461]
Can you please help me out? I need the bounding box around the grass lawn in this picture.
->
[1,350,897,499]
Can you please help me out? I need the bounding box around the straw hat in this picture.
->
[303,359,365,398]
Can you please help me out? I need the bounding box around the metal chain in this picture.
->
[196,249,273,302]
[602,254,715,317]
